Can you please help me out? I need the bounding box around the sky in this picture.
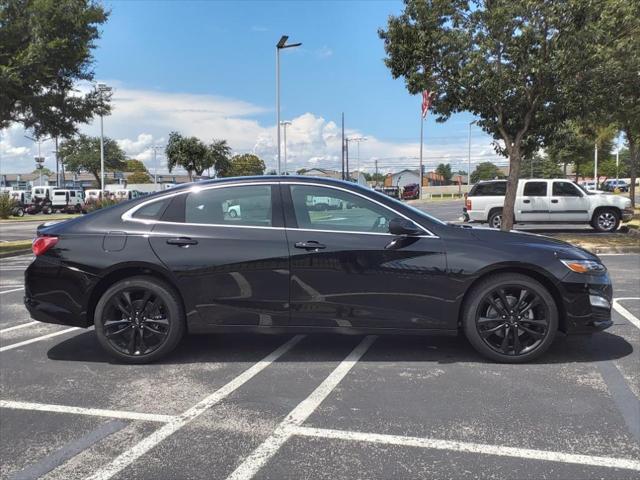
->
[0,0,508,176]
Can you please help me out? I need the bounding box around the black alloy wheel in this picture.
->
[95,277,185,363]
[463,273,558,363]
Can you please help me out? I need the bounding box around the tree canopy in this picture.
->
[435,163,452,183]
[0,0,110,136]
[471,162,503,183]
[380,0,611,229]
[59,134,126,186]
[224,154,266,177]
[127,171,152,184]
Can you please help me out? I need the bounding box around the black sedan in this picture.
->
[24,176,613,363]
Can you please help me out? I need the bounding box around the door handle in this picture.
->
[295,241,326,250]
[166,237,198,247]
[551,199,559,203]
[523,199,531,204]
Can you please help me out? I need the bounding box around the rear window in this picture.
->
[469,182,506,196]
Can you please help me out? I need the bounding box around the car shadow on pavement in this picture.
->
[46,330,633,366]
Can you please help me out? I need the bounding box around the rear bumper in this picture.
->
[24,256,96,328]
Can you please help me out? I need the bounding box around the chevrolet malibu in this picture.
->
[24,176,613,363]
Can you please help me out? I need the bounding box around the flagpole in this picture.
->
[419,112,424,199]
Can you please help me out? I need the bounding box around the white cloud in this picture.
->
[316,46,333,59]
[1,82,505,176]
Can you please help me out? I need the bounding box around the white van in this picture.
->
[51,189,85,213]
[31,186,58,202]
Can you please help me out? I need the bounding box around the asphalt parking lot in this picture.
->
[1,253,639,480]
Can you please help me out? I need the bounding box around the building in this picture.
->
[298,168,368,186]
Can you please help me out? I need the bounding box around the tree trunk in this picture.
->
[502,148,522,231]
[628,134,637,209]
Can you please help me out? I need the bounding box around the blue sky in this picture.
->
[1,0,504,174]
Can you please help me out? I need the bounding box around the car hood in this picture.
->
[465,226,600,261]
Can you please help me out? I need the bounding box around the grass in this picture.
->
[0,213,80,223]
[0,240,32,255]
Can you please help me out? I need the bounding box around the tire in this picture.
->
[42,206,52,215]
[14,208,24,217]
[592,208,620,233]
[94,276,185,364]
[488,209,502,229]
[462,273,558,363]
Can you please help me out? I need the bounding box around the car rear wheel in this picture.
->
[463,273,558,363]
[94,276,185,363]
[592,208,620,233]
[488,210,502,229]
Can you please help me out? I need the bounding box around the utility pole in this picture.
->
[341,112,345,180]
[419,113,424,196]
[345,137,350,181]
[375,159,379,187]
[151,146,163,185]
[594,142,598,189]
[616,136,620,187]
[467,121,476,186]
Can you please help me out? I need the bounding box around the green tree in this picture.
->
[31,166,53,176]
[0,0,110,132]
[127,171,152,184]
[520,154,563,179]
[379,0,601,230]
[435,163,452,183]
[471,162,503,183]
[226,154,266,177]
[59,134,125,186]
[209,139,232,178]
[165,132,213,181]
[125,159,148,172]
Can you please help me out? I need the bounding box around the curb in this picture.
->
[0,249,32,259]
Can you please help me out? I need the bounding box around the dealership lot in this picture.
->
[1,253,639,479]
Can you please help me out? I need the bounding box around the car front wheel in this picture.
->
[463,273,558,363]
[592,208,620,233]
[94,276,185,363]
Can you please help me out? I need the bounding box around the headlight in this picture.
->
[560,259,606,274]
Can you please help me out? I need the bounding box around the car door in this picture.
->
[282,183,449,331]
[147,183,291,329]
[550,181,590,221]
[516,181,549,222]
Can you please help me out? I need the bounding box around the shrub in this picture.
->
[0,193,17,219]
[85,197,119,213]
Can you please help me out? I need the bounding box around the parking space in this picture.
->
[1,254,639,479]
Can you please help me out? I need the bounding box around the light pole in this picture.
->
[616,136,620,187]
[276,35,301,175]
[95,83,112,192]
[151,146,163,185]
[467,120,476,186]
[347,137,367,183]
[25,135,51,186]
[281,121,291,174]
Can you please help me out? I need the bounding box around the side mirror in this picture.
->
[388,217,422,236]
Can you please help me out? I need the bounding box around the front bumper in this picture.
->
[621,208,634,222]
[560,271,613,333]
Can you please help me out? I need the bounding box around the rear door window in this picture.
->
[553,182,582,196]
[469,182,506,196]
[523,182,547,196]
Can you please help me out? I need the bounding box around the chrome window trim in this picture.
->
[121,180,438,238]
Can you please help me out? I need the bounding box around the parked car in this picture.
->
[464,179,633,232]
[601,179,629,192]
[26,176,613,364]
[51,189,85,213]
[381,186,400,199]
[85,189,107,202]
[401,183,420,200]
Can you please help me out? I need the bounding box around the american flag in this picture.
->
[421,90,432,118]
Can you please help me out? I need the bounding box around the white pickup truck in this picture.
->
[463,179,633,232]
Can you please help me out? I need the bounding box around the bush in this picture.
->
[85,197,119,213]
[0,193,17,219]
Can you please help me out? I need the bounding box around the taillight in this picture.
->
[32,236,58,256]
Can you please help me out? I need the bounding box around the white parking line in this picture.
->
[0,286,24,295]
[0,321,38,334]
[0,327,79,352]
[613,298,640,330]
[85,334,305,480]
[226,335,377,480]
[293,426,640,472]
[0,400,175,423]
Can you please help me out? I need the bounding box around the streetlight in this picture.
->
[25,135,51,186]
[280,121,292,174]
[96,83,112,192]
[276,35,301,175]
[151,146,163,185]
